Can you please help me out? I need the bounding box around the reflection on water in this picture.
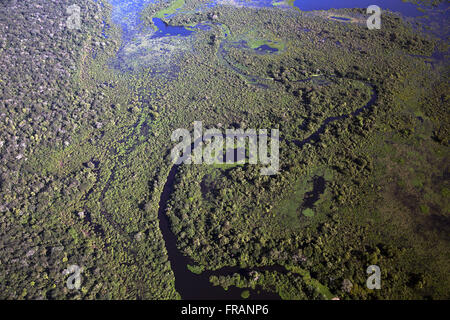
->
[255,44,279,53]
[151,17,194,39]
[108,0,154,41]
[293,0,449,17]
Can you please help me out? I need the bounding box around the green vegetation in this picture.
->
[247,39,285,51]
[0,0,448,300]
[154,0,186,19]
[241,290,250,299]
[187,264,205,274]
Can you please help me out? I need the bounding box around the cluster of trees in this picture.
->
[159,2,448,299]
[0,0,182,299]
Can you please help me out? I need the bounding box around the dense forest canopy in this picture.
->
[0,0,448,300]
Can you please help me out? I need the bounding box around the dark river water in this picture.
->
[158,81,378,299]
[158,160,283,299]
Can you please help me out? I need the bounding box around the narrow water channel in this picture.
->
[102,0,384,300]
[157,163,282,299]
[157,81,377,299]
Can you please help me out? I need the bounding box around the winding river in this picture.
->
[89,0,447,299]
[156,80,377,299]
